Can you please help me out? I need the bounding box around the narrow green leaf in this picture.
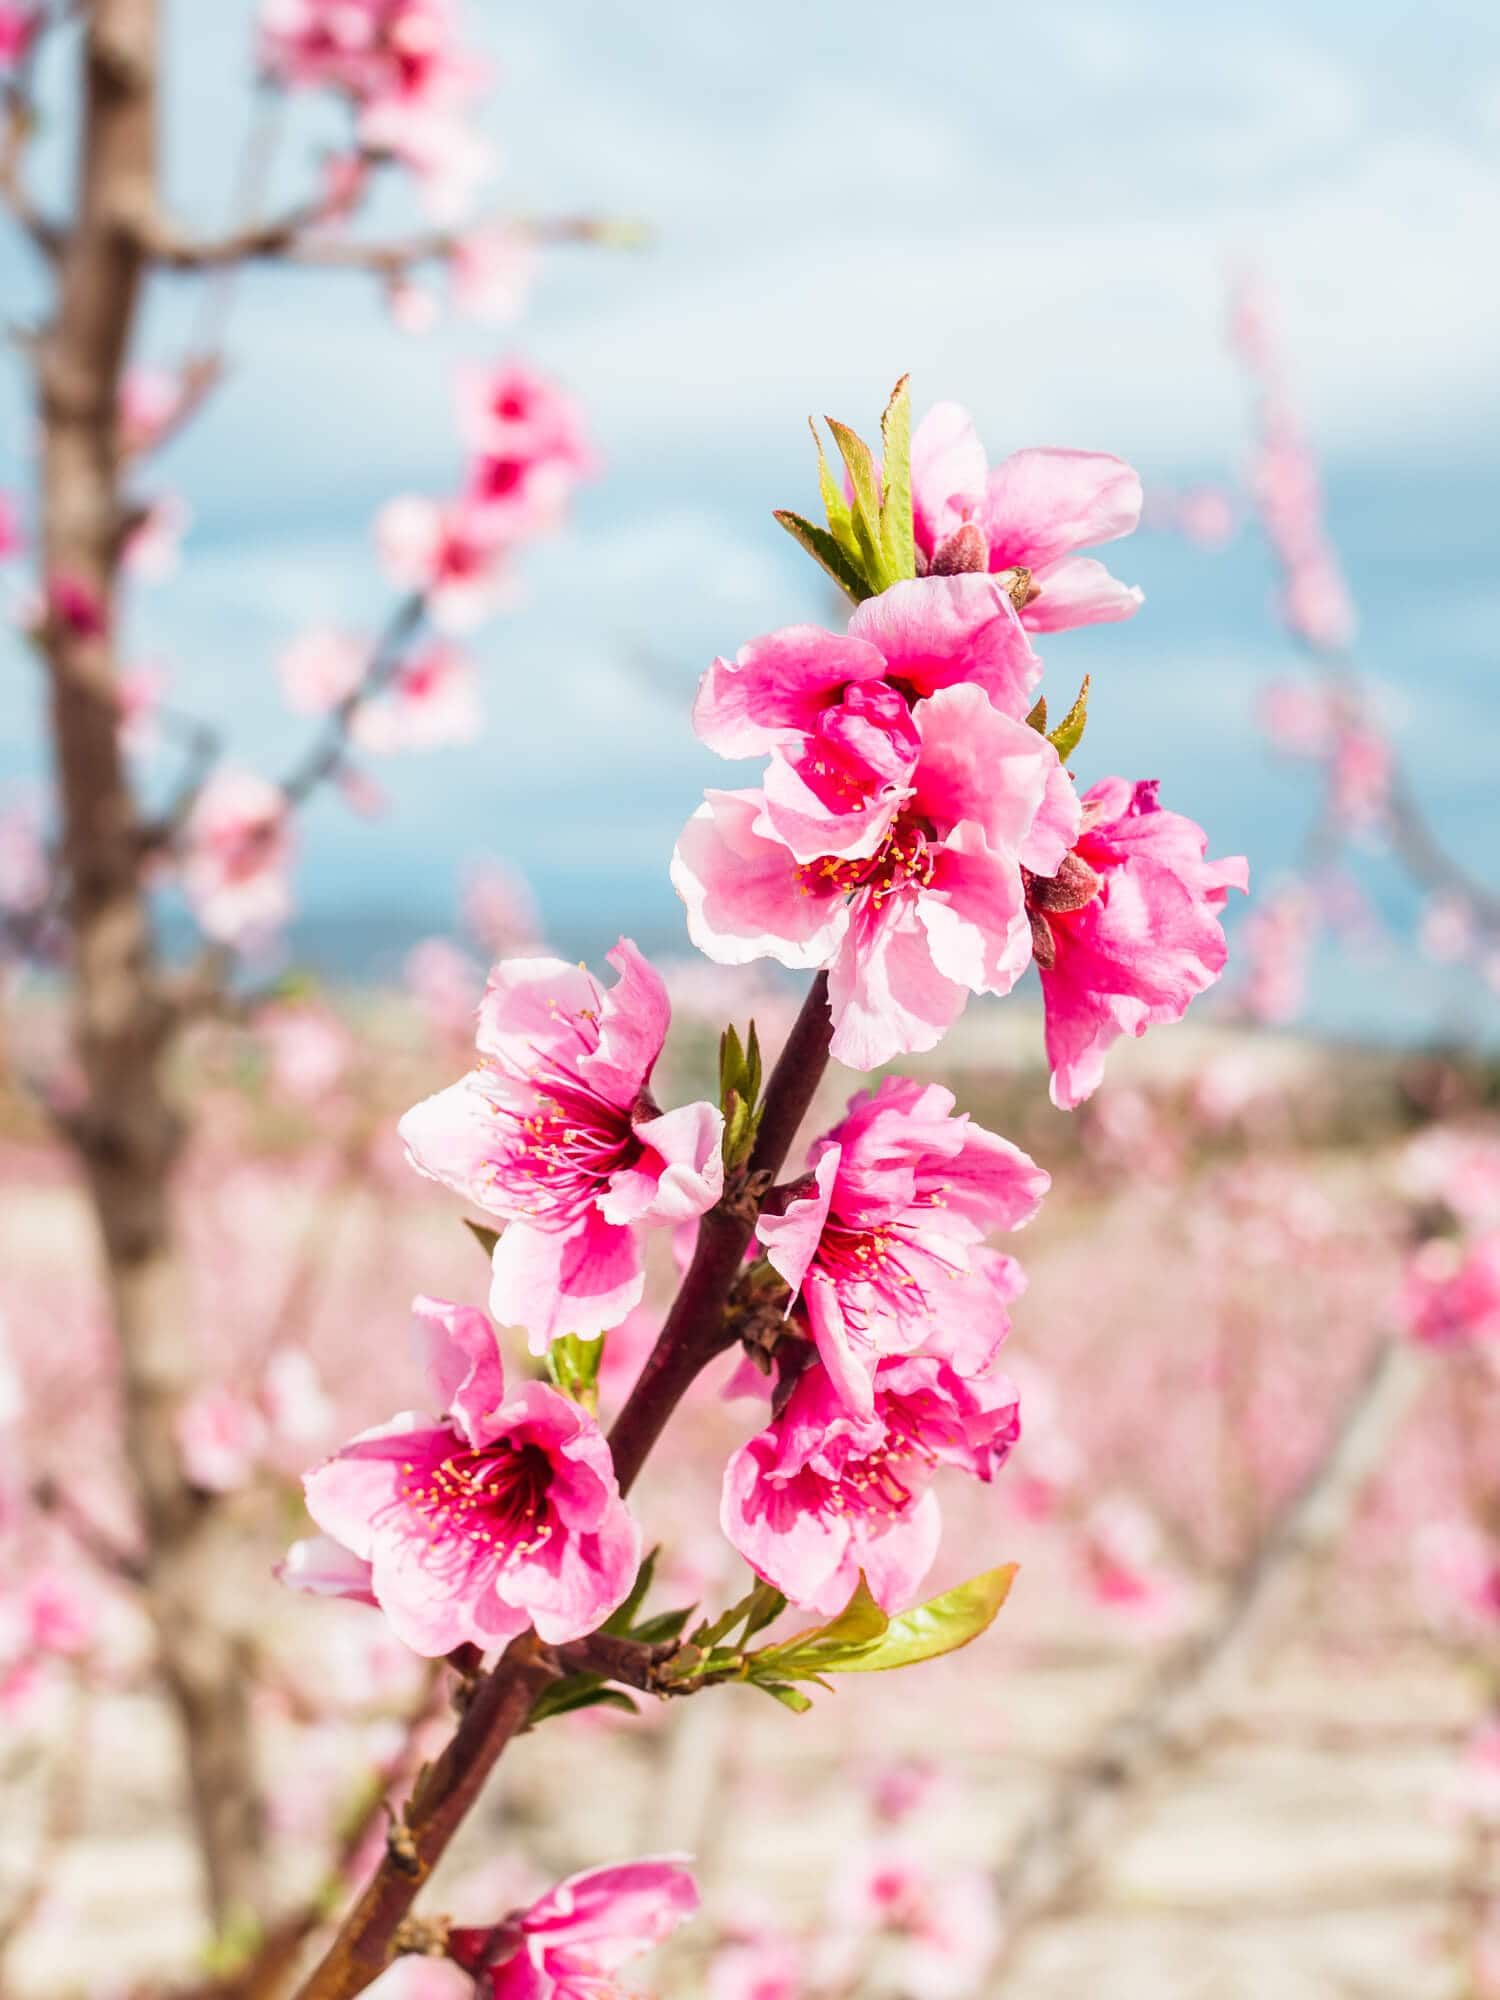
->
[825,418,886,585]
[1025,694,1048,735]
[810,417,854,544]
[751,1573,887,1675]
[740,1581,787,1643]
[1047,676,1090,765]
[546,1331,604,1413]
[464,1219,500,1260]
[878,374,915,583]
[823,1565,1017,1674]
[720,1024,745,1106]
[755,1681,813,1714]
[602,1547,660,1636]
[745,1020,763,1106]
[773,509,873,603]
[529,1675,639,1725]
[628,1605,695,1646]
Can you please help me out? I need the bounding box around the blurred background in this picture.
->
[2,5,1499,2000]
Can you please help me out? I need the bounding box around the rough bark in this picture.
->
[34,0,265,1928]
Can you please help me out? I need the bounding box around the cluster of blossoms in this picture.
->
[675,398,1245,1103]
[260,0,491,221]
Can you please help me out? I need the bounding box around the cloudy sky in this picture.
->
[2,0,1498,1035]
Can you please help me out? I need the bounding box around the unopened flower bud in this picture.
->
[928,523,988,576]
[1029,852,1102,915]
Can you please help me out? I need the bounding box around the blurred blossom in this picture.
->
[262,1348,336,1449]
[257,1000,354,1102]
[351,642,483,753]
[1438,1719,1500,1827]
[279,628,368,715]
[825,1842,1001,2000]
[461,859,542,958]
[1400,1235,1500,1348]
[1079,1494,1190,1631]
[1413,1519,1500,1636]
[0,486,22,556]
[450,224,537,323]
[176,1385,267,1492]
[404,935,482,1042]
[122,492,190,583]
[1238,883,1316,1026]
[118,366,184,454]
[1419,894,1475,967]
[183,768,294,948]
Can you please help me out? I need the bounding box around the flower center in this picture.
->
[796,815,937,910]
[401,1439,554,1558]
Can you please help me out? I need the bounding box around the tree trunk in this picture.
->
[34,0,266,1930]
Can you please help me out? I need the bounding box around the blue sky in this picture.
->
[3,0,1499,1037]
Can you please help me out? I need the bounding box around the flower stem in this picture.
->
[287,972,834,2000]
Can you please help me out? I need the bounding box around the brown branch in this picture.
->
[289,974,835,2000]
[136,206,646,274]
[277,590,426,808]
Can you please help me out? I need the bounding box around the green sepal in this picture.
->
[719,1020,766,1169]
[810,417,854,544]
[825,417,885,583]
[1047,675,1090,765]
[877,374,915,584]
[773,509,873,602]
[546,1331,604,1414]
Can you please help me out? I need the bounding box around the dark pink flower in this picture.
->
[1027,777,1248,1108]
[456,361,599,542]
[1402,1236,1500,1348]
[447,1857,699,2000]
[675,678,1078,1070]
[905,403,1143,632]
[756,1077,1045,1416]
[721,1353,1020,1616]
[399,941,723,1346]
[298,1296,640,1654]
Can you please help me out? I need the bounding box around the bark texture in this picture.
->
[35,0,265,1927]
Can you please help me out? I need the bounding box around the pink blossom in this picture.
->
[1078,1495,1188,1630]
[300,1296,640,1653]
[262,1348,336,1447]
[457,362,599,540]
[1238,883,1315,1026]
[279,627,367,715]
[387,276,443,336]
[351,641,482,753]
[692,576,1038,759]
[21,1569,96,1657]
[183,768,294,947]
[825,1842,1001,2000]
[1401,1235,1500,1348]
[278,1533,379,1608]
[399,941,723,1347]
[177,1386,267,1492]
[756,1077,1046,1416]
[0,797,48,916]
[722,1353,1020,1616]
[675,673,1079,1070]
[404,935,484,1043]
[0,6,36,68]
[117,659,168,754]
[1439,1721,1500,1828]
[122,492,190,583]
[903,403,1142,632]
[462,860,543,959]
[447,1858,699,1999]
[707,1934,803,2000]
[451,226,538,324]
[257,1001,354,1101]
[376,496,512,631]
[1027,777,1248,1109]
[0,488,22,558]
[360,96,493,223]
[46,572,107,638]
[118,366,185,455]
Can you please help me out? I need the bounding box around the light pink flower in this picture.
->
[122,492,190,583]
[756,1077,1045,1416]
[279,627,367,715]
[399,941,723,1347]
[183,768,294,948]
[278,1533,379,1608]
[257,1001,354,1101]
[1027,777,1248,1109]
[903,403,1142,632]
[462,860,543,958]
[1401,1235,1500,1348]
[451,225,538,324]
[351,641,482,752]
[262,1348,336,1447]
[722,1353,1020,1616]
[825,1842,1001,2000]
[118,366,185,454]
[707,1934,803,2000]
[675,675,1079,1070]
[300,1296,640,1654]
[177,1386,267,1492]
[447,1858,700,1999]
[1238,884,1315,1027]
[404,935,484,1043]
[376,496,512,632]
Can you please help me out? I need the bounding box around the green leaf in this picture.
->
[529,1674,639,1726]
[810,417,854,545]
[546,1331,604,1413]
[720,1023,745,1104]
[774,509,873,603]
[878,374,915,584]
[602,1547,660,1636]
[1025,694,1048,735]
[740,1580,787,1642]
[824,1566,1017,1673]
[464,1219,500,1260]
[1047,675,1090,765]
[825,418,886,585]
[628,1605,695,1646]
[755,1680,813,1714]
[751,1573,888,1676]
